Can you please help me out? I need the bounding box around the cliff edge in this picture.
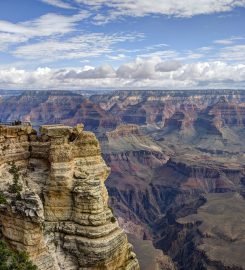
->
[0,123,139,270]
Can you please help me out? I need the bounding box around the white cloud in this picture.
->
[0,67,53,87]
[218,45,245,62]
[13,32,142,62]
[40,0,74,9]
[0,59,244,90]
[0,13,86,37]
[184,52,204,60]
[0,9,145,64]
[198,46,213,52]
[137,49,205,62]
[0,33,28,51]
[0,12,90,51]
[173,62,245,83]
[155,61,182,72]
[116,57,158,79]
[214,36,244,45]
[55,64,116,79]
[106,54,126,60]
[20,12,89,36]
[214,39,234,45]
[74,0,245,20]
[138,50,179,60]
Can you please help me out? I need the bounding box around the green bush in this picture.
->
[0,240,37,270]
[8,162,23,195]
[110,216,116,223]
[0,192,6,204]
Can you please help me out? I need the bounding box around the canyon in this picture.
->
[0,89,245,270]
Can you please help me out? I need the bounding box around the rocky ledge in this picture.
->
[0,123,139,270]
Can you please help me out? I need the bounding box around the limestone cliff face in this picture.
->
[0,124,139,270]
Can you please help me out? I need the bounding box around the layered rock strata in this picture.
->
[0,124,139,270]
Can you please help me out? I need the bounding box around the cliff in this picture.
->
[0,123,139,270]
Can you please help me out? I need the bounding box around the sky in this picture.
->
[0,0,245,90]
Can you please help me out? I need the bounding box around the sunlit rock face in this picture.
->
[0,123,139,270]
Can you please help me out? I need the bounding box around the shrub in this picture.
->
[0,192,6,204]
[8,162,23,195]
[0,240,37,270]
[111,216,116,223]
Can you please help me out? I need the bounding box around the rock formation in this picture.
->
[1,89,245,269]
[0,123,139,270]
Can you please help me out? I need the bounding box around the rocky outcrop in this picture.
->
[207,96,245,128]
[177,193,245,270]
[0,123,139,270]
[106,125,141,139]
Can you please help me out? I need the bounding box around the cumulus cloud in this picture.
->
[117,58,157,79]
[0,59,244,90]
[155,61,182,72]
[55,64,116,79]
[172,62,245,87]
[0,67,53,88]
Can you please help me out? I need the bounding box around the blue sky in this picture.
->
[0,0,245,89]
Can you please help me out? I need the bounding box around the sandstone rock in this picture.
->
[40,125,73,137]
[0,123,139,270]
[75,123,84,133]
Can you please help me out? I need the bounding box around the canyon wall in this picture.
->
[0,123,139,270]
[1,90,245,269]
